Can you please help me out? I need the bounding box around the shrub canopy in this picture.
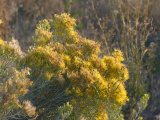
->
[19,13,129,119]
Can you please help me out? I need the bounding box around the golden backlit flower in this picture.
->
[23,100,36,117]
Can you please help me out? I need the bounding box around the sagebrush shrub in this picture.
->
[19,13,129,119]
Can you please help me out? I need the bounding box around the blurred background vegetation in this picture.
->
[0,0,160,119]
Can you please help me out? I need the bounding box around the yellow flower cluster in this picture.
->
[0,38,5,46]
[0,37,36,119]
[103,50,129,81]
[0,38,12,55]
[20,46,65,79]
[0,38,22,59]
[0,63,36,118]
[53,13,78,38]
[0,20,2,24]
[33,20,52,46]
[95,107,108,120]
[1,68,32,106]
[19,13,129,119]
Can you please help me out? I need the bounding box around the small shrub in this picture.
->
[0,36,36,119]
[130,94,150,120]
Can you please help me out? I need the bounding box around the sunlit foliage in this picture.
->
[19,13,129,119]
[0,38,36,119]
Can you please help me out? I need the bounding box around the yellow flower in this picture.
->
[112,49,124,62]
[45,71,53,80]
[0,19,3,24]
[95,108,108,120]
[0,38,5,46]
[70,99,76,105]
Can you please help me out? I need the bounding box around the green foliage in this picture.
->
[75,22,83,30]
[56,102,73,120]
[19,13,129,119]
[130,94,150,120]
